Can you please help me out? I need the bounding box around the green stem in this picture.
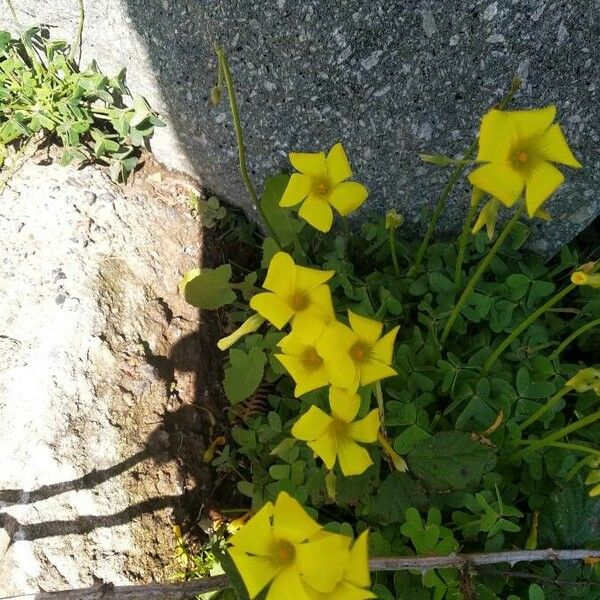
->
[517,386,571,431]
[215,46,281,245]
[411,77,521,275]
[69,0,85,63]
[550,318,600,360]
[4,0,18,22]
[454,200,480,288]
[512,409,600,460]
[565,455,595,481]
[512,440,600,458]
[482,282,576,374]
[374,382,386,435]
[441,204,525,344]
[389,228,400,275]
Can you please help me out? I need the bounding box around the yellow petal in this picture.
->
[589,483,600,497]
[229,501,274,555]
[228,548,279,599]
[316,321,357,359]
[348,310,383,344]
[324,354,358,389]
[476,109,513,162]
[250,292,295,329]
[471,197,501,240]
[272,492,322,543]
[289,152,328,177]
[267,567,313,600]
[295,267,335,295]
[263,252,296,296]
[305,285,335,322]
[290,311,331,343]
[309,433,338,470]
[299,196,334,232]
[328,182,369,216]
[525,162,564,217]
[537,124,582,168]
[329,387,361,423]
[292,406,334,441]
[370,326,399,365]
[509,105,556,138]
[275,354,330,396]
[296,534,351,592]
[326,142,353,185]
[328,581,376,600]
[359,359,397,386]
[345,530,371,588]
[337,438,373,476]
[280,173,312,207]
[349,409,379,444]
[468,162,525,207]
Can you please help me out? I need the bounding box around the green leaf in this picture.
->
[223,347,267,404]
[528,583,545,600]
[428,272,454,293]
[179,264,237,309]
[368,474,427,524]
[260,174,302,248]
[407,432,496,492]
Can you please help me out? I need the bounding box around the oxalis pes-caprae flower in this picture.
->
[179,66,597,597]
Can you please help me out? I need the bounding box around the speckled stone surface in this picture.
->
[3,0,599,254]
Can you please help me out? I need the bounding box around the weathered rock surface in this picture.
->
[0,156,208,595]
[3,0,599,254]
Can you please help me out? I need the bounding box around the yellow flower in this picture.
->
[279,142,368,232]
[305,531,375,600]
[228,492,351,600]
[468,106,582,217]
[472,196,500,240]
[275,325,332,397]
[291,387,379,476]
[250,252,335,330]
[566,367,600,395]
[316,311,399,391]
[571,271,600,288]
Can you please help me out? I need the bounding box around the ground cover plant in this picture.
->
[179,50,600,600]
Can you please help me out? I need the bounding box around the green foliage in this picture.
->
[179,265,237,310]
[223,347,267,404]
[190,193,228,228]
[0,27,163,180]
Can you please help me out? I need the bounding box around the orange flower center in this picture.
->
[516,151,529,163]
[350,342,369,363]
[314,179,330,196]
[289,292,309,311]
[301,347,323,371]
[329,419,350,438]
[270,539,296,566]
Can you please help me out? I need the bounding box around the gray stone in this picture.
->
[0,156,205,595]
[2,1,599,254]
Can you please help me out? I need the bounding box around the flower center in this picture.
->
[329,419,350,438]
[314,179,330,196]
[350,342,369,363]
[270,539,296,566]
[289,292,309,311]
[510,144,536,172]
[301,347,323,371]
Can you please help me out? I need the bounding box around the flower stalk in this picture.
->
[516,385,570,431]
[550,318,600,360]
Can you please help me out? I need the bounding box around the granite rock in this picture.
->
[2,0,599,254]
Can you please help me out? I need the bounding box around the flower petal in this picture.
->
[370,326,399,365]
[510,105,556,138]
[537,124,582,168]
[345,530,372,588]
[292,406,334,441]
[295,267,335,295]
[337,438,373,476]
[316,321,357,359]
[328,182,368,216]
[324,354,358,389]
[468,162,525,207]
[262,252,296,296]
[327,581,376,600]
[280,173,312,207]
[329,387,361,423]
[229,501,274,555]
[228,548,279,599]
[349,409,379,444]
[290,311,331,343]
[272,492,322,543]
[289,152,328,177]
[359,359,397,386]
[296,534,351,592]
[305,284,335,322]
[348,310,383,345]
[476,109,513,162]
[250,292,295,329]
[327,142,353,185]
[267,567,312,600]
[309,433,338,470]
[299,196,334,232]
[525,161,564,217]
[276,354,330,396]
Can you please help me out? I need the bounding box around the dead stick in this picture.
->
[2,549,599,600]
